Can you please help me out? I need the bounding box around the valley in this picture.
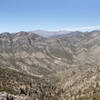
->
[0,30,100,100]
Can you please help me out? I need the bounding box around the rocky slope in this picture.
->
[0,67,63,100]
[1,30,100,99]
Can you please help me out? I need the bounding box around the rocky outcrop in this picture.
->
[0,92,31,100]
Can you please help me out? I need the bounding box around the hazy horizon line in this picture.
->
[0,25,100,33]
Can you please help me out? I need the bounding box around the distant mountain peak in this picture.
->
[33,29,71,37]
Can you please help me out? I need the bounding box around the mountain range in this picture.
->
[0,30,100,100]
[33,29,71,37]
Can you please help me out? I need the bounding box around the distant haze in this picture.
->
[33,30,71,37]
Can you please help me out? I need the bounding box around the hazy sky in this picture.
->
[0,0,100,32]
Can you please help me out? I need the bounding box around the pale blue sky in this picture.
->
[0,0,100,32]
